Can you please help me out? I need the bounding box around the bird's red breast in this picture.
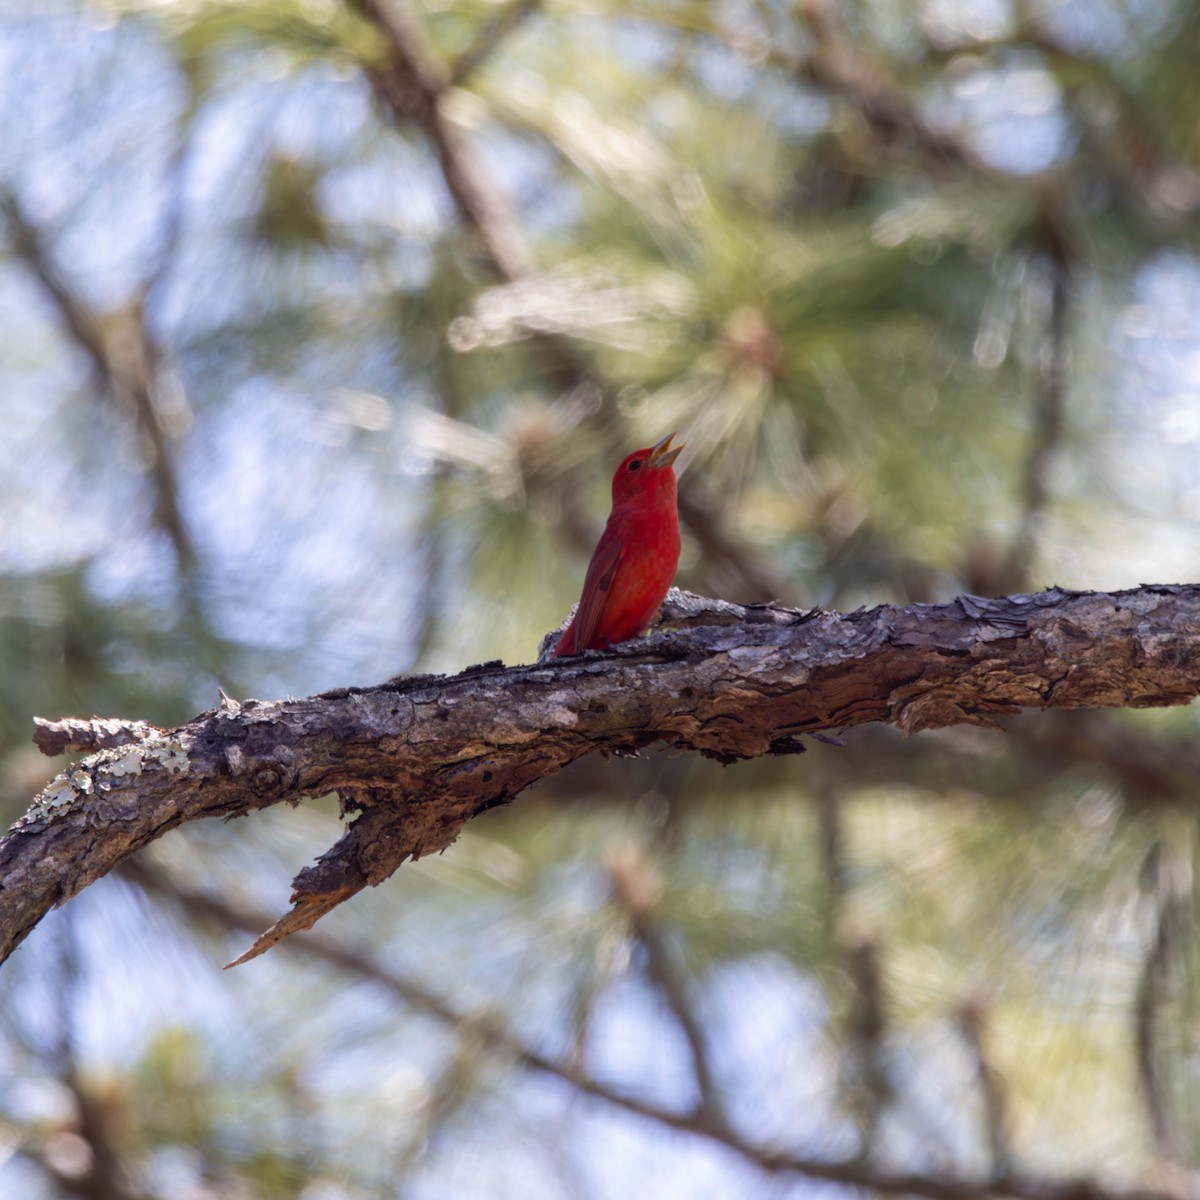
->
[553,433,683,656]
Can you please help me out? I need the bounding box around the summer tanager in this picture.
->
[553,432,683,656]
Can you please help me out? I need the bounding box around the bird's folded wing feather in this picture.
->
[571,520,624,651]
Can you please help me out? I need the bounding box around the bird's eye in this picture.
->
[627,459,642,471]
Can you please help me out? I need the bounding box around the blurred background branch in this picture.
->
[117,861,1187,1200]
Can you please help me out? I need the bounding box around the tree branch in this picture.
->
[958,996,1013,1180]
[348,0,534,283]
[447,0,541,87]
[31,716,168,758]
[0,188,237,689]
[3,584,1199,969]
[1134,839,1190,1168]
[1006,237,1072,590]
[795,0,993,176]
[607,843,722,1119]
[1,190,198,579]
[125,861,1184,1200]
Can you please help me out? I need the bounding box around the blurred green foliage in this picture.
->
[2,0,1200,1195]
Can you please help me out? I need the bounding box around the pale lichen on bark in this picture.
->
[16,737,191,832]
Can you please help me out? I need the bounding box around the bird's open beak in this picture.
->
[648,432,683,469]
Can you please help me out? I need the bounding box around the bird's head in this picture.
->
[611,432,683,506]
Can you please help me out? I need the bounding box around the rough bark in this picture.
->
[3,584,1198,969]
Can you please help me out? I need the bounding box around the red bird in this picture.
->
[553,433,683,656]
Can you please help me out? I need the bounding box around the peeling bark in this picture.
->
[3,585,1198,968]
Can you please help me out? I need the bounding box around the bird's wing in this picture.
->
[570,519,625,651]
